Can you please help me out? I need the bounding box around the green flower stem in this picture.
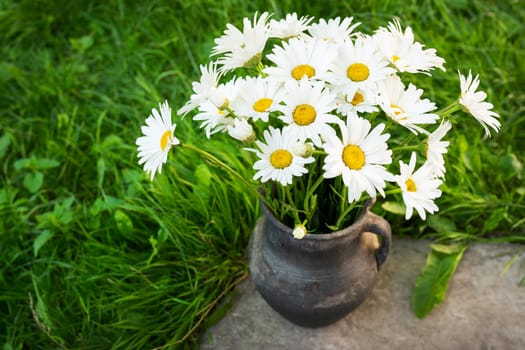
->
[391,145,421,152]
[384,188,402,195]
[285,187,301,224]
[436,100,461,118]
[335,200,357,230]
[180,143,272,209]
[340,182,347,222]
[303,174,324,223]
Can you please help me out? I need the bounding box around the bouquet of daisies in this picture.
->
[136,12,500,238]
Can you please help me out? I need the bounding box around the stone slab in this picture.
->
[201,239,525,350]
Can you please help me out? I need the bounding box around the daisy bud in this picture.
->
[292,224,307,239]
[292,142,314,157]
[227,118,255,143]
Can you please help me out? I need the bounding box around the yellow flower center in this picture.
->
[253,98,273,112]
[342,145,366,170]
[392,55,400,62]
[293,104,317,126]
[270,149,293,169]
[390,104,403,115]
[350,92,364,106]
[291,64,316,80]
[390,104,406,120]
[346,63,370,82]
[160,130,173,151]
[405,179,417,192]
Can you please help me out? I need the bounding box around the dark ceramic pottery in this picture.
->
[248,198,391,328]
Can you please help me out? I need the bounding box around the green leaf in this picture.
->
[382,201,405,216]
[35,158,60,169]
[146,236,159,266]
[461,150,481,173]
[498,153,523,180]
[31,274,53,330]
[97,157,106,189]
[194,163,212,186]
[482,208,507,232]
[0,133,11,159]
[33,229,54,257]
[70,34,94,53]
[114,209,134,234]
[412,244,467,318]
[14,158,35,171]
[15,157,60,171]
[89,196,124,215]
[54,196,75,225]
[427,215,457,233]
[23,172,44,193]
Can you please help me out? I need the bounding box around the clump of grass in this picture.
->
[0,0,524,349]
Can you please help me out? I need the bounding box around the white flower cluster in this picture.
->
[137,12,501,223]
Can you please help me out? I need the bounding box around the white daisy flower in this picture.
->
[323,115,393,203]
[326,36,395,97]
[264,37,337,83]
[379,75,439,134]
[395,152,442,220]
[191,78,241,137]
[177,63,225,116]
[268,12,313,39]
[373,19,446,74]
[212,12,270,72]
[226,118,255,143]
[335,87,380,117]
[425,121,451,178]
[136,101,180,180]
[307,16,360,44]
[193,100,234,138]
[276,77,339,146]
[458,70,501,137]
[229,76,282,122]
[250,127,314,186]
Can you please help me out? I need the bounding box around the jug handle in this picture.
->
[361,218,391,269]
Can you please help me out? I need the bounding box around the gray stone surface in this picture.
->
[201,239,525,350]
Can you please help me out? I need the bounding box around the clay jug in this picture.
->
[248,198,391,328]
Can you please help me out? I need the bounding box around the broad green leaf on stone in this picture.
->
[23,172,44,193]
[412,244,467,318]
[33,229,54,257]
[382,201,405,216]
[429,243,465,255]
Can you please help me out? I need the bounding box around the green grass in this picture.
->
[1,0,524,348]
